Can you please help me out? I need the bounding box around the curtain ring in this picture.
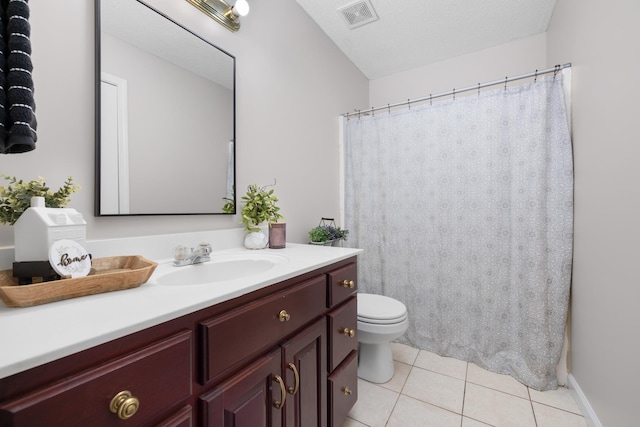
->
[477,83,481,96]
[429,94,432,106]
[534,69,538,82]
[407,99,411,110]
[388,103,391,114]
[554,64,560,78]
[504,76,508,90]
[453,88,456,101]
[371,106,374,117]
[357,109,361,119]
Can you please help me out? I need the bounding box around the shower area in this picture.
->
[342,67,573,391]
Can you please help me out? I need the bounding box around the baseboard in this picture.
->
[567,374,603,427]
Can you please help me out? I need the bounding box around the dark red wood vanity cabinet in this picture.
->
[0,256,359,427]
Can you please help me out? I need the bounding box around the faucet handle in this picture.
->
[173,245,190,261]
[198,242,212,255]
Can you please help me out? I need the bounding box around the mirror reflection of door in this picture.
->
[100,72,130,215]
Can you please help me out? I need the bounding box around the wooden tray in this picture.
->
[0,256,158,308]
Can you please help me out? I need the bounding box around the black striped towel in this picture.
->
[0,0,36,154]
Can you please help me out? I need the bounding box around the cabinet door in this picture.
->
[327,297,358,372]
[327,351,358,427]
[281,318,327,427]
[200,348,285,427]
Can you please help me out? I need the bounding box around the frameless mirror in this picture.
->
[95,0,235,215]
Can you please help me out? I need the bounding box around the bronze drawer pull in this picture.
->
[339,280,355,289]
[110,390,140,420]
[342,386,352,396]
[278,310,291,322]
[273,375,287,409]
[341,328,355,338]
[287,363,300,395]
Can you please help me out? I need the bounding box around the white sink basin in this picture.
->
[153,252,289,286]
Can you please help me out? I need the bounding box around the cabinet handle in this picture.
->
[109,390,140,420]
[341,328,356,338]
[273,375,287,409]
[342,386,352,396]
[339,280,355,289]
[278,310,291,322]
[287,362,300,395]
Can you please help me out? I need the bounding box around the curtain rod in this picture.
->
[343,63,571,118]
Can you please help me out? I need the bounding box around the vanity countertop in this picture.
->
[0,243,362,379]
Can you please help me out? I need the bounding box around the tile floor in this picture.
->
[343,343,587,427]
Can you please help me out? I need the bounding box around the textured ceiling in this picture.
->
[295,0,557,79]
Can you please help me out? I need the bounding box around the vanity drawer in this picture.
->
[328,350,358,427]
[0,331,192,427]
[327,296,358,372]
[327,263,357,307]
[156,405,193,427]
[200,275,327,384]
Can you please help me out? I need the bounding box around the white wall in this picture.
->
[369,33,547,106]
[0,0,368,247]
[547,1,640,426]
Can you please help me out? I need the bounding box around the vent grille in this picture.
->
[338,0,378,29]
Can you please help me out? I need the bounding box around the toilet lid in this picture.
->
[357,293,407,323]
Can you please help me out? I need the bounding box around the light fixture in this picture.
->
[185,0,250,32]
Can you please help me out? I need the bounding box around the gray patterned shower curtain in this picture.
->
[343,74,573,390]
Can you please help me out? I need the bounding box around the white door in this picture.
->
[100,73,130,214]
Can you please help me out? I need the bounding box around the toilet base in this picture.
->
[357,342,394,384]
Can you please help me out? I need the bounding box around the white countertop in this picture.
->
[0,242,362,379]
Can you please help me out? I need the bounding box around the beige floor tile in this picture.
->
[348,379,399,427]
[414,350,468,380]
[391,342,419,365]
[529,386,582,415]
[341,417,369,427]
[379,360,412,393]
[463,383,536,427]
[462,417,494,426]
[466,363,529,399]
[386,395,461,427]
[533,402,589,427]
[402,366,465,414]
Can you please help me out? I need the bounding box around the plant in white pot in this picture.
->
[240,183,284,249]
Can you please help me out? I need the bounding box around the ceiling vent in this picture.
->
[338,0,378,29]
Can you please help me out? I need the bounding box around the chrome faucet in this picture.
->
[173,243,212,266]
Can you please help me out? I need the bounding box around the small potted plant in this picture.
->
[0,175,80,226]
[308,218,349,246]
[240,182,284,249]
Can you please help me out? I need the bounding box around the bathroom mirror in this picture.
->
[95,0,235,215]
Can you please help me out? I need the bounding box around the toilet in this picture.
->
[357,293,409,383]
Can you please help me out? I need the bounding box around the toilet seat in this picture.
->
[358,293,408,325]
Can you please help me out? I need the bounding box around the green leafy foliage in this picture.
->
[0,175,80,225]
[221,186,235,214]
[240,183,284,232]
[308,225,349,243]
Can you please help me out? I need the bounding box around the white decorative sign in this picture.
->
[49,239,91,278]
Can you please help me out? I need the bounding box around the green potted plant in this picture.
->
[240,183,284,249]
[0,175,80,225]
[308,218,349,246]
